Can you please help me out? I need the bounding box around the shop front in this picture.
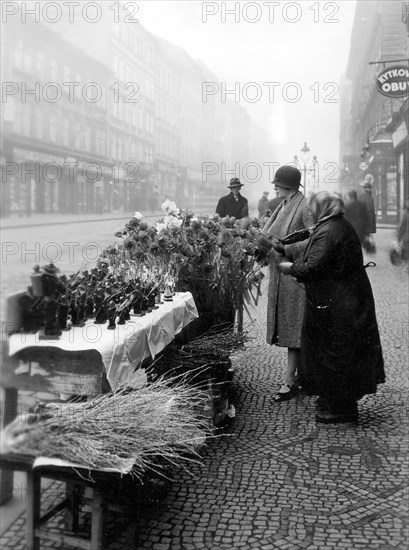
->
[363,135,397,224]
[7,147,66,216]
[372,64,409,223]
[387,100,409,221]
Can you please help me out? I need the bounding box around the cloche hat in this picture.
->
[271,166,302,189]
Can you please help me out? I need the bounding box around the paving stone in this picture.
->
[0,231,407,549]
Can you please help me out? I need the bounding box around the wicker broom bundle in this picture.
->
[4,378,213,480]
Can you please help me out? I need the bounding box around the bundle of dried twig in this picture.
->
[183,323,248,356]
[149,324,247,384]
[4,377,212,480]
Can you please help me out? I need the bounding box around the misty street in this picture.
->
[1,1,408,549]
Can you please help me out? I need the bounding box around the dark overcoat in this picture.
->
[397,207,409,260]
[344,200,369,244]
[261,191,311,347]
[359,191,377,233]
[291,215,385,402]
[216,193,249,219]
[258,196,269,218]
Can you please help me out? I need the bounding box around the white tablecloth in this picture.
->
[8,292,198,389]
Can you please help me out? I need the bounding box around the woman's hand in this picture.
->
[278,261,293,275]
[272,240,285,254]
[255,234,273,252]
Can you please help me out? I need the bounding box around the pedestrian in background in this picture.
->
[148,193,159,213]
[257,165,312,403]
[268,192,284,214]
[278,191,385,424]
[257,191,270,219]
[343,189,369,245]
[397,195,409,263]
[216,178,249,219]
[359,174,377,253]
[95,189,104,214]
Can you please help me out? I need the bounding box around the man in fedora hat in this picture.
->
[257,165,312,403]
[216,177,249,219]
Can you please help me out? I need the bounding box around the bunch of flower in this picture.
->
[111,201,266,325]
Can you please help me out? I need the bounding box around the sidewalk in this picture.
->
[0,230,407,550]
[1,207,218,231]
[1,211,398,232]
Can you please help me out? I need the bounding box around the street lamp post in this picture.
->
[300,142,311,194]
[297,142,319,195]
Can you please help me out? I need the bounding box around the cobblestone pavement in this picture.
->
[1,229,408,549]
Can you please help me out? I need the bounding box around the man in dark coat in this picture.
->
[359,175,377,234]
[216,178,249,219]
[397,195,409,262]
[279,191,385,424]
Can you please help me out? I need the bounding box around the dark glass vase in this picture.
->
[85,297,94,318]
[117,308,127,325]
[42,298,62,339]
[94,302,108,324]
[58,299,70,331]
[107,302,117,330]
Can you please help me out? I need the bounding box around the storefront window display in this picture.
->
[386,171,398,219]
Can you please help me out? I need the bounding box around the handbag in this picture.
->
[389,241,403,266]
[363,235,376,255]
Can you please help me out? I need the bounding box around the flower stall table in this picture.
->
[0,291,198,505]
[0,452,142,550]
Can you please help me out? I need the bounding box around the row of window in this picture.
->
[113,56,154,99]
[112,102,154,133]
[112,25,154,66]
[14,41,107,102]
[12,41,202,128]
[156,99,180,128]
[156,65,179,99]
[12,100,156,163]
[14,40,178,108]
[11,114,204,176]
[13,103,103,154]
[156,133,179,163]
[181,147,201,168]
[111,137,153,164]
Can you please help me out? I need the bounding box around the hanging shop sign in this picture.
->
[376,65,409,98]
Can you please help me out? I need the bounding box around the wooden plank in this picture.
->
[0,387,18,504]
[0,348,105,396]
[65,483,81,531]
[91,482,106,550]
[35,528,91,549]
[39,497,69,525]
[26,471,41,550]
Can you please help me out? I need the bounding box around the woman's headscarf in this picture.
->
[308,191,345,225]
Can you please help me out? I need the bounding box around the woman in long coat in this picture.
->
[343,189,369,245]
[279,191,385,423]
[259,166,312,402]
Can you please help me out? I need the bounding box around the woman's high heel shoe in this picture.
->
[274,384,297,402]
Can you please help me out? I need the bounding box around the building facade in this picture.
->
[1,3,272,217]
[340,0,408,223]
[1,19,113,217]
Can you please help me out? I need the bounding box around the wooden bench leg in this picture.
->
[26,471,41,550]
[0,387,18,505]
[91,482,106,550]
[65,482,81,532]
